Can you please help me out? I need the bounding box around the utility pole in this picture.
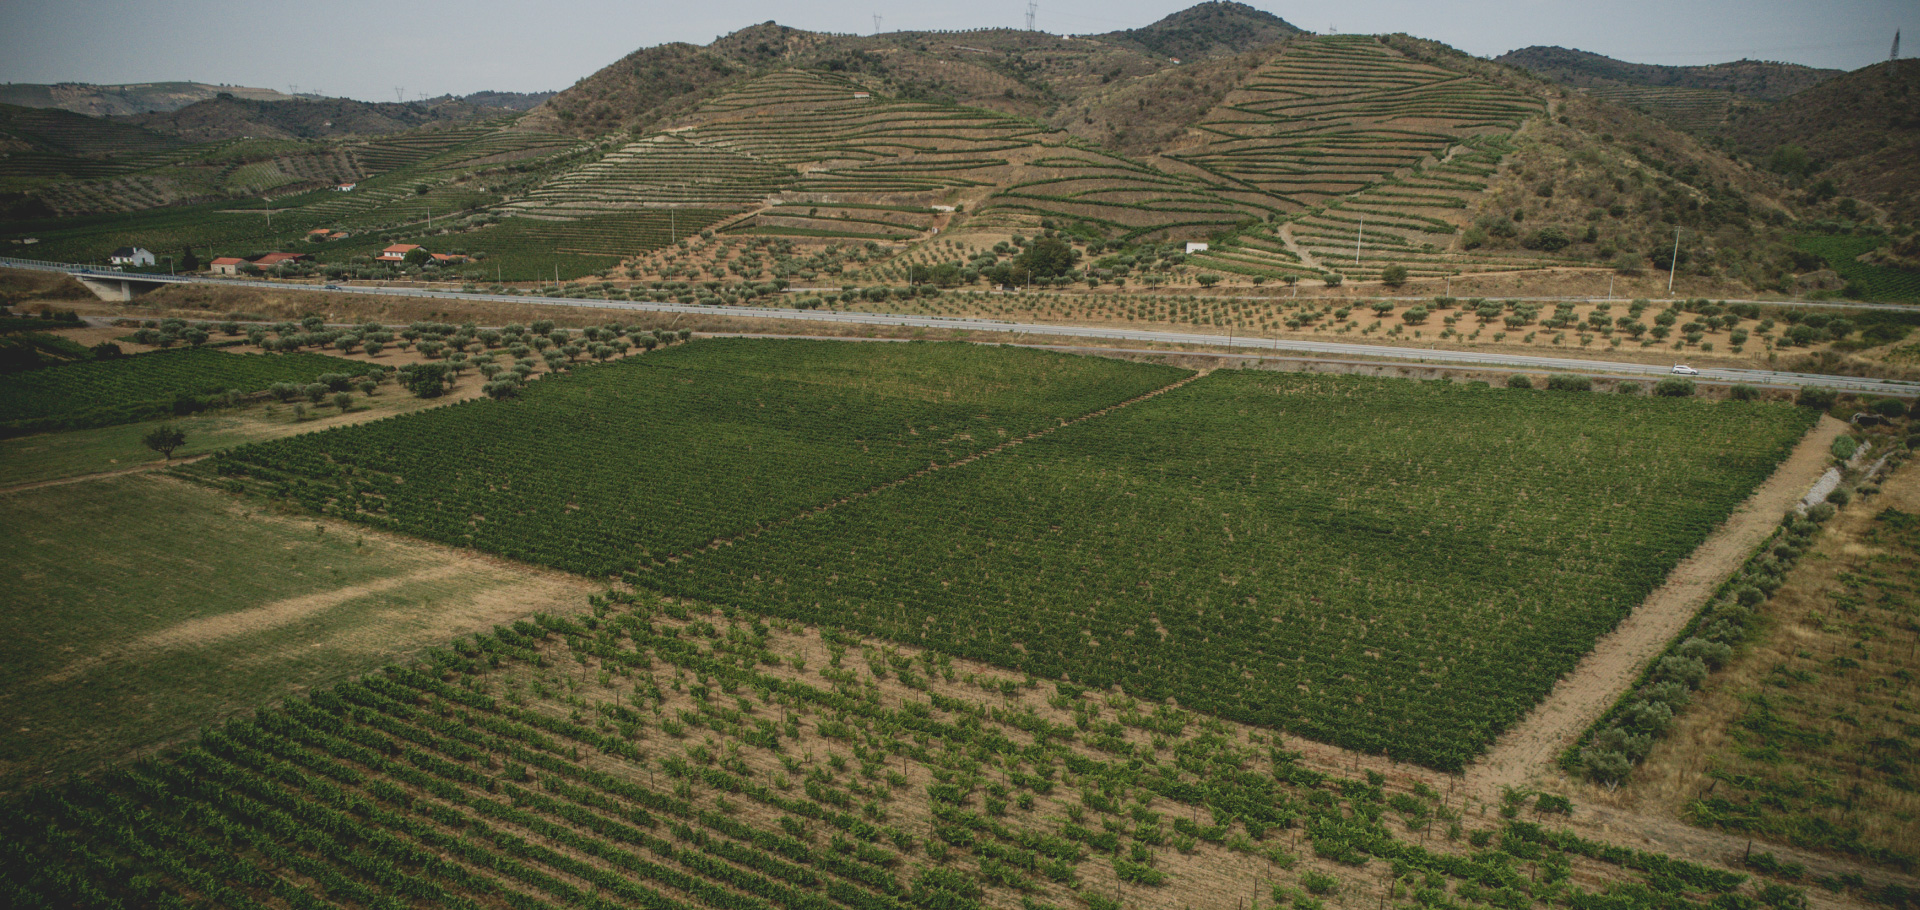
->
[1667,226,1680,297]
[263,196,271,231]
[1355,214,1363,265]
[1892,29,1901,61]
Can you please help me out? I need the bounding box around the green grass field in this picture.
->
[645,370,1818,770]
[0,379,477,489]
[0,474,586,790]
[208,339,1189,575]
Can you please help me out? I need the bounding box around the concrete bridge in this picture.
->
[0,257,192,301]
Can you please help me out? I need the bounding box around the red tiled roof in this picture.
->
[210,257,245,265]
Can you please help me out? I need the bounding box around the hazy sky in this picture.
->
[0,1,1906,102]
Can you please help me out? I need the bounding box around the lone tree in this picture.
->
[143,425,187,460]
[1380,264,1409,288]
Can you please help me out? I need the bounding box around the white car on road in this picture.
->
[1671,365,1700,376]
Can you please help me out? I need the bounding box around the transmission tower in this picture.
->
[1026,2,1037,31]
[872,13,882,35]
[1893,29,1901,61]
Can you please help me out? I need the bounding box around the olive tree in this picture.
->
[142,424,187,460]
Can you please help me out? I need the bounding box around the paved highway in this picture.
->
[7,258,1916,396]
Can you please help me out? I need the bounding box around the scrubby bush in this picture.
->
[1796,386,1838,409]
[1546,374,1592,392]
[1729,384,1760,401]
[1615,381,1642,395]
[1653,377,1695,397]
[1506,374,1533,389]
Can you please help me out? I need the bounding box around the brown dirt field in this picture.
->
[1466,415,1849,798]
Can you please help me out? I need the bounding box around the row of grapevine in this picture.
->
[210,339,1191,575]
[642,369,1817,769]
[0,346,378,436]
[0,594,1788,910]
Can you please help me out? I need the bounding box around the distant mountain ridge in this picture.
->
[121,95,505,142]
[1495,46,1841,100]
[0,82,557,120]
[0,82,297,117]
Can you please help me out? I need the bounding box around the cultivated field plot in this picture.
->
[0,474,588,789]
[211,339,1189,576]
[0,346,379,436]
[1632,465,1920,872]
[0,595,1777,910]
[646,371,1818,770]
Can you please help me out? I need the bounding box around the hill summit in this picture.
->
[1096,1,1304,60]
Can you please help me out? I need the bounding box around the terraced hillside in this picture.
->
[1164,37,1541,211]
[3,9,1860,294]
[1578,85,1750,135]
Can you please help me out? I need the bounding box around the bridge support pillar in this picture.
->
[75,276,140,302]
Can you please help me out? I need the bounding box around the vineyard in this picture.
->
[0,592,1805,910]
[977,143,1274,241]
[1166,37,1541,213]
[447,210,737,281]
[0,346,379,436]
[208,339,1190,576]
[643,370,1818,770]
[1578,86,1748,135]
[1792,235,1920,303]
